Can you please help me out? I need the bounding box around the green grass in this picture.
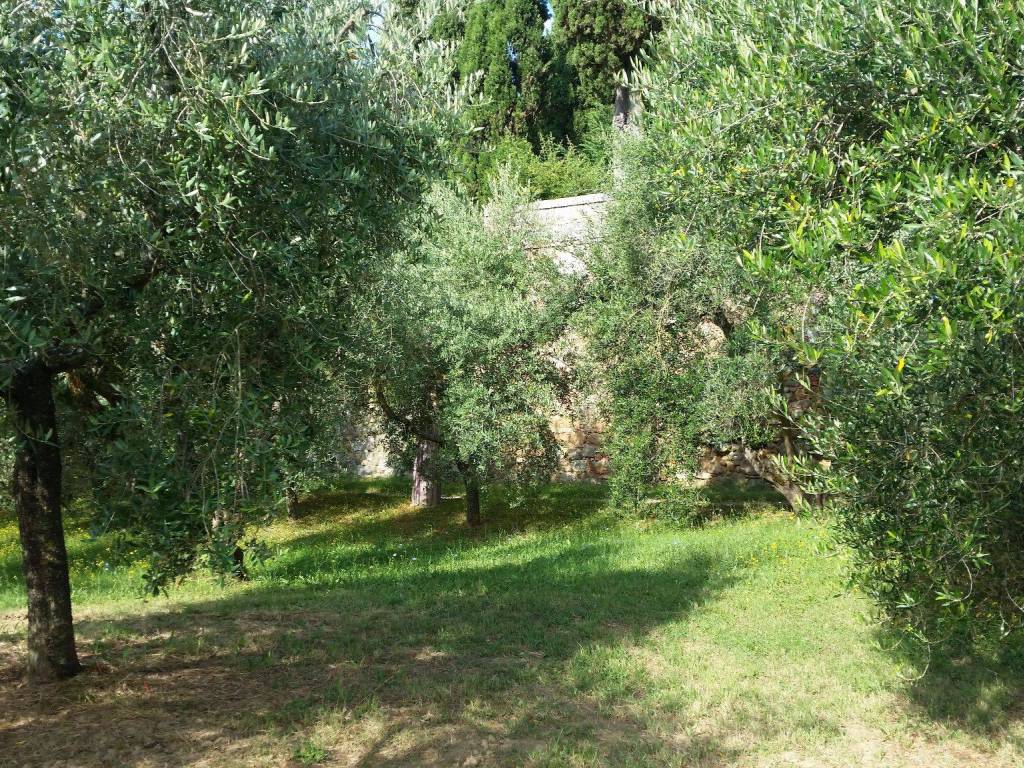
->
[1,479,1021,767]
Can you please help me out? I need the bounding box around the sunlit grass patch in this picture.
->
[0,480,1021,767]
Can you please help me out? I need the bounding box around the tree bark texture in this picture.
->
[286,484,300,518]
[741,445,806,511]
[10,362,82,682]
[232,545,248,581]
[613,84,632,130]
[411,439,441,508]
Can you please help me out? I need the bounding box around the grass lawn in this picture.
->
[1,479,1022,767]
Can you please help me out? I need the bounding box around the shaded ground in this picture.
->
[0,481,1021,767]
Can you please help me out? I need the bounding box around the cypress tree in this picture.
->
[457,0,564,143]
[557,0,659,107]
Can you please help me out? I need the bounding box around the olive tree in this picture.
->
[583,0,834,515]
[1,0,456,682]
[362,177,577,524]
[612,0,1024,647]
[739,0,1024,646]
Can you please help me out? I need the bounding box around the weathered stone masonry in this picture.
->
[339,193,612,481]
[531,193,612,481]
[340,191,809,493]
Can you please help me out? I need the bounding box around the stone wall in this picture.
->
[533,194,612,481]
[339,425,394,478]
[529,192,607,276]
[338,194,613,482]
[338,186,813,493]
[550,414,609,482]
[339,192,804,490]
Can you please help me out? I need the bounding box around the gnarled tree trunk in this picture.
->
[741,445,806,511]
[232,545,248,580]
[411,438,441,508]
[613,84,632,130]
[285,483,300,518]
[10,362,82,683]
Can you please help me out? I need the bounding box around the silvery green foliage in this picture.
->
[585,3,805,515]
[642,0,1024,645]
[1,0,462,588]
[363,171,578,503]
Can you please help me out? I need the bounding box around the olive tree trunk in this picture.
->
[232,545,248,580]
[285,483,300,518]
[464,475,481,527]
[741,445,807,511]
[9,362,82,683]
[411,438,441,508]
[613,84,632,130]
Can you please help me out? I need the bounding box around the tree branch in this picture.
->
[339,7,370,39]
[77,254,162,323]
[373,379,445,446]
[40,343,93,374]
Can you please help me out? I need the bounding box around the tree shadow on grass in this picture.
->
[0,524,740,767]
[288,480,410,522]
[697,477,786,510]
[877,626,1024,741]
[266,482,616,585]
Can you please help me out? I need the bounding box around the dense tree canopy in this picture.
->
[557,0,660,108]
[747,0,1024,646]
[1,0,457,680]
[392,0,659,198]
[3,0,1022,697]
[456,0,564,142]
[358,175,578,524]
[601,0,1024,646]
